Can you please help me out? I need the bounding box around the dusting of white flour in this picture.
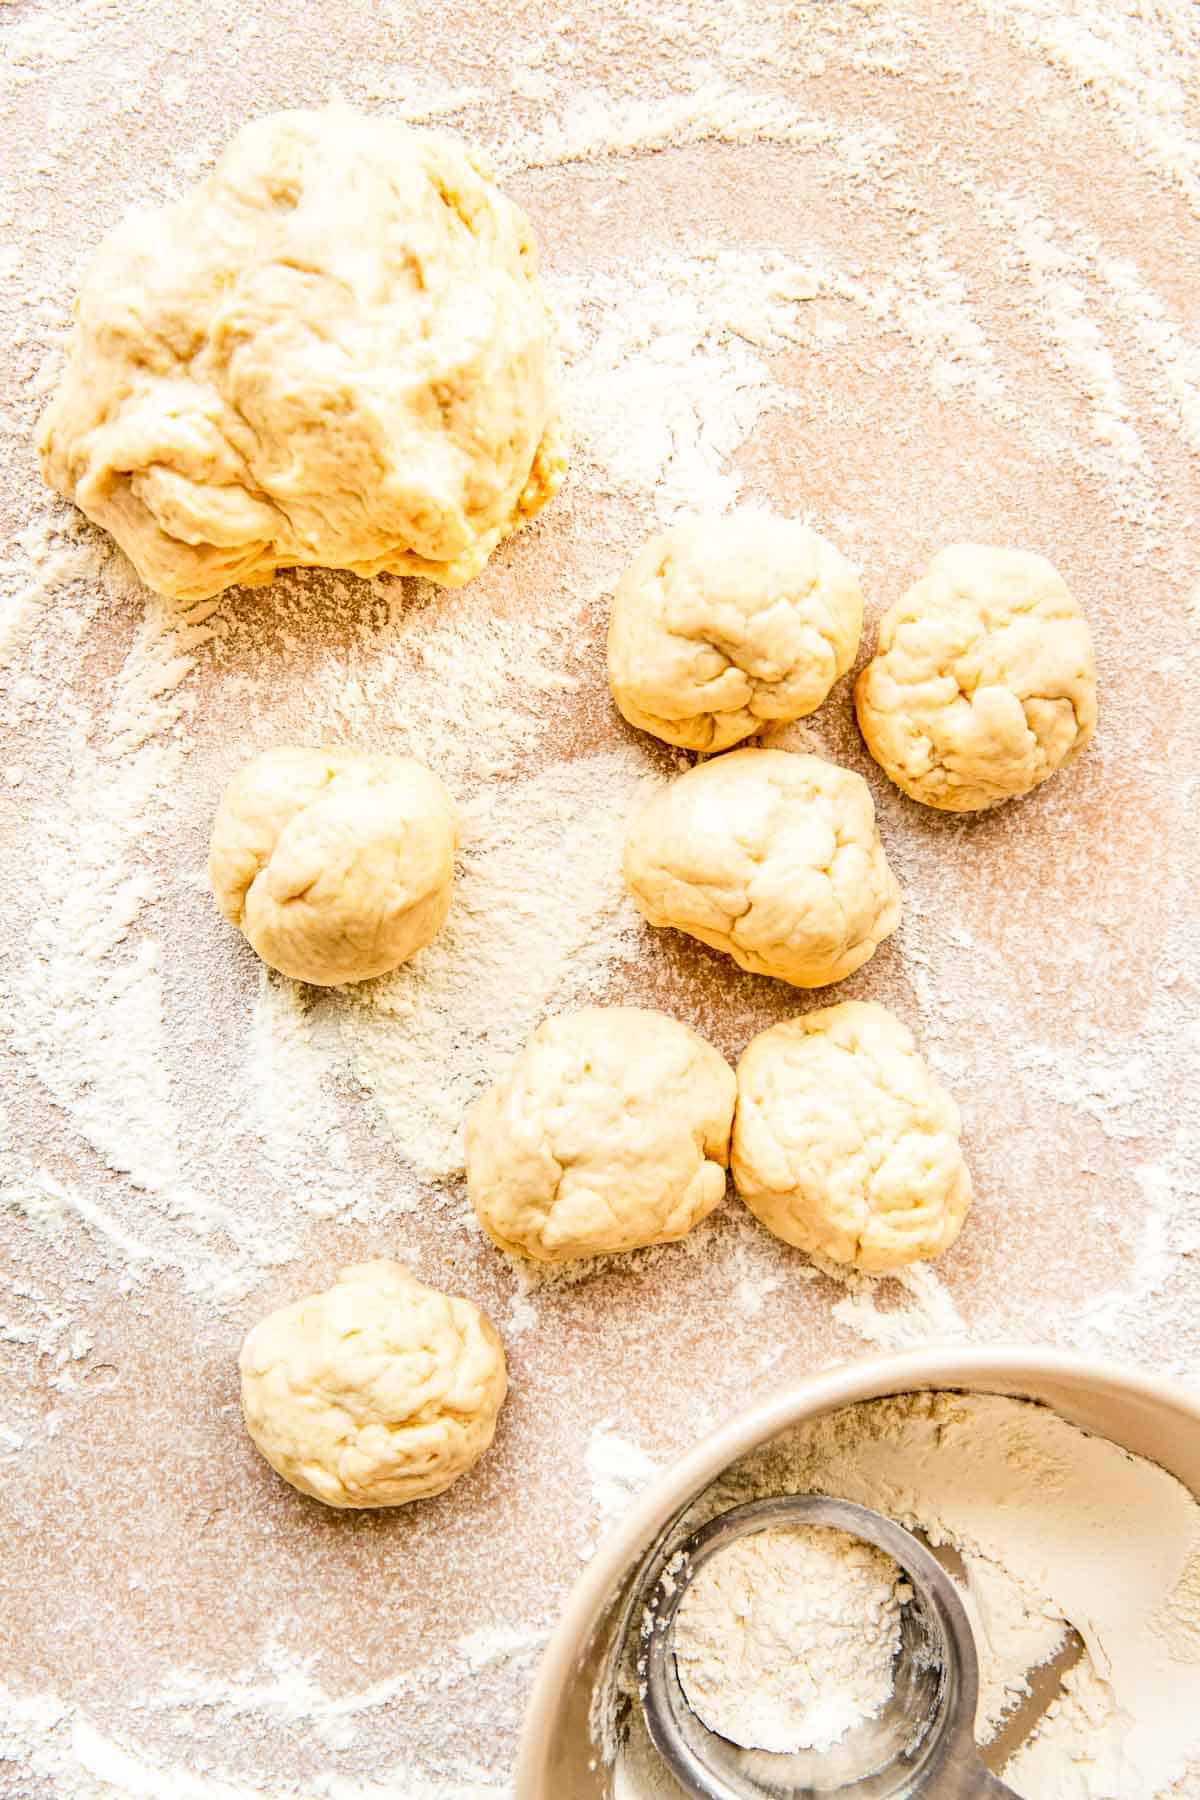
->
[672,1523,906,1755]
[2,0,1200,1793]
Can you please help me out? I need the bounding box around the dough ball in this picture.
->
[239,1260,507,1509]
[732,1001,971,1272]
[607,511,863,751]
[855,545,1097,811]
[208,746,457,986]
[37,106,565,603]
[465,1007,736,1263]
[622,748,901,988]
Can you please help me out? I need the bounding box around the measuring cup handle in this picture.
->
[955,1763,1021,1798]
[936,1734,1022,1798]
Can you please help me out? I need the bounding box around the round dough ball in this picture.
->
[37,106,565,603]
[239,1260,507,1509]
[607,511,863,751]
[733,1002,971,1272]
[208,746,457,986]
[855,544,1097,811]
[622,748,901,988]
[465,1007,736,1263]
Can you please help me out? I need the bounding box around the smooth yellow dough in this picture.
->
[607,510,863,751]
[622,748,901,988]
[239,1261,507,1509]
[208,746,457,986]
[465,1007,736,1263]
[733,1001,971,1272]
[38,107,565,602]
[855,545,1097,811]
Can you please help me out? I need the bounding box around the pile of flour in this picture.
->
[672,1523,908,1755]
[613,1391,1200,1798]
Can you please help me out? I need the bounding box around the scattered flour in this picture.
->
[980,0,1200,211]
[578,1421,663,1567]
[331,749,654,1183]
[1,0,1199,1793]
[586,1422,661,1530]
[555,253,802,517]
[830,1262,971,1352]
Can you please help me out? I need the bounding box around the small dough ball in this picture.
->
[239,1261,507,1508]
[209,746,457,986]
[623,749,901,989]
[607,511,863,751]
[733,1001,971,1272]
[465,1007,736,1263]
[855,545,1097,811]
[37,106,565,602]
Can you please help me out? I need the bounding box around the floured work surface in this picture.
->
[1,1,1199,1794]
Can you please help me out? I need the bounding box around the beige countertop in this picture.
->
[1,0,1199,1794]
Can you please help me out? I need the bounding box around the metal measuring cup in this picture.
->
[639,1494,1019,1799]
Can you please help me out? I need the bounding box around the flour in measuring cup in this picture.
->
[672,1523,908,1755]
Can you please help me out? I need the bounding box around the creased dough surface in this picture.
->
[622,748,901,988]
[208,745,458,986]
[855,544,1097,811]
[466,1006,736,1262]
[732,1000,971,1271]
[607,510,863,752]
[238,1260,508,1509]
[38,106,565,601]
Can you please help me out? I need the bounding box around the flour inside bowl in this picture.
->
[613,1391,1200,1799]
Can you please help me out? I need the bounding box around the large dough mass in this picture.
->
[622,749,901,988]
[38,107,565,601]
[465,1007,736,1262]
[238,1260,507,1508]
[208,745,457,986]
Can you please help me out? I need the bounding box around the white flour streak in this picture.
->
[243,972,366,1222]
[1097,254,1200,454]
[980,0,1200,211]
[831,1261,971,1352]
[561,237,1019,517]
[1011,1041,1149,1138]
[888,230,1007,408]
[990,191,1157,518]
[1075,1162,1175,1341]
[334,749,652,1182]
[585,1421,660,1529]
[0,524,99,669]
[18,1169,158,1269]
[503,82,897,178]
[555,254,797,516]
[15,640,186,1195]
[316,595,582,787]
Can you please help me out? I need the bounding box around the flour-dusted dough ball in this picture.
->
[465,1007,736,1263]
[733,1001,971,1272]
[208,746,457,986]
[623,749,901,988]
[239,1261,507,1508]
[855,545,1097,811]
[607,511,864,752]
[37,107,565,603]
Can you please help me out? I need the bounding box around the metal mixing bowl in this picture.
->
[515,1347,1200,1798]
